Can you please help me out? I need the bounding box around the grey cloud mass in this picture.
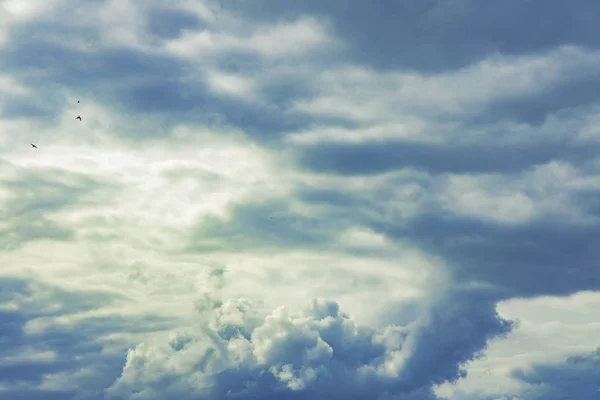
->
[1,0,599,399]
[510,348,600,400]
[105,286,511,400]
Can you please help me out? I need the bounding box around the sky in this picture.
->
[0,0,600,399]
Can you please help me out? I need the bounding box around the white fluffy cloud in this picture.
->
[105,283,512,400]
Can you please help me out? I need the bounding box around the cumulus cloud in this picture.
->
[105,284,512,400]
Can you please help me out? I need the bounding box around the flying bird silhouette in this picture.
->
[30,143,37,148]
[76,116,82,121]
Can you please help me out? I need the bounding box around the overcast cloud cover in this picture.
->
[1,0,600,399]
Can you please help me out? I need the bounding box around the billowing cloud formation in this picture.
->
[106,285,512,400]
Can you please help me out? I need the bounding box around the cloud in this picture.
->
[105,284,512,400]
[145,7,202,40]
[0,0,342,141]
[221,0,600,72]
[164,14,336,61]
[290,153,600,298]
[0,159,117,250]
[0,276,176,400]
[433,290,600,399]
[0,0,599,399]
[292,46,600,123]
[508,348,600,400]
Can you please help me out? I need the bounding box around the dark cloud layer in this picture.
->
[220,0,600,72]
[0,277,177,399]
[367,212,600,299]
[297,138,600,176]
[478,74,600,125]
[0,4,314,141]
[0,36,309,142]
[511,347,600,399]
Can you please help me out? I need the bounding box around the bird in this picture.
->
[30,143,37,148]
[77,101,80,103]
[76,116,82,121]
